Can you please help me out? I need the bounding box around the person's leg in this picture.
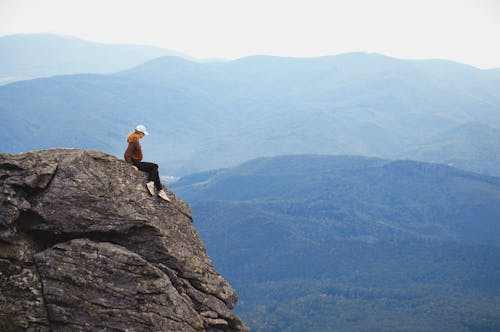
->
[133,161,162,190]
[148,163,162,191]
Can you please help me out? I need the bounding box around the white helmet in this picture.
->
[135,124,149,135]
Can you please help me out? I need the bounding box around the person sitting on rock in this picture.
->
[124,124,170,202]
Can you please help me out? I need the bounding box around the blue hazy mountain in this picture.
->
[0,53,499,176]
[171,154,500,331]
[0,34,189,84]
[403,121,500,176]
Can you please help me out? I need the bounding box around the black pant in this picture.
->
[132,160,162,190]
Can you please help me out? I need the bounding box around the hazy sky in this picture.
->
[1,0,499,68]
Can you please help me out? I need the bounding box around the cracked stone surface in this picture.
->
[0,149,248,331]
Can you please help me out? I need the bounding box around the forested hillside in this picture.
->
[172,155,500,331]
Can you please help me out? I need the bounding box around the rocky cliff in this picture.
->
[0,149,249,331]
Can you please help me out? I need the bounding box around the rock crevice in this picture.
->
[0,149,248,331]
[32,255,53,332]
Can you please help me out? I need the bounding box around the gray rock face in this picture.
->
[0,149,248,331]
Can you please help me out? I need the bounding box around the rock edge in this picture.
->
[0,149,249,331]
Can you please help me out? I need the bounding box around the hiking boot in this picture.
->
[158,189,171,202]
[146,181,155,196]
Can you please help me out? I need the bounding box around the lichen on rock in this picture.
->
[0,149,248,331]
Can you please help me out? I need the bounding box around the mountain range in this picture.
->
[2,34,499,332]
[171,154,500,331]
[0,37,499,177]
[0,34,189,84]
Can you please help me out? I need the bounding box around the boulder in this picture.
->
[0,149,248,331]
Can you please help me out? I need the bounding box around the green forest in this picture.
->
[173,155,500,331]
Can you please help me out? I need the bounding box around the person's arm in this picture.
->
[124,142,134,164]
[136,142,143,162]
[125,142,140,172]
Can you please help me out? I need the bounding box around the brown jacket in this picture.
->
[124,135,143,164]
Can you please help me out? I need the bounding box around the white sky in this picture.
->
[1,0,499,68]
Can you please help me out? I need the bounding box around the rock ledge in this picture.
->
[0,149,248,331]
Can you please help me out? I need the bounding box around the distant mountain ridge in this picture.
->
[0,33,191,84]
[403,121,500,175]
[0,49,499,176]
